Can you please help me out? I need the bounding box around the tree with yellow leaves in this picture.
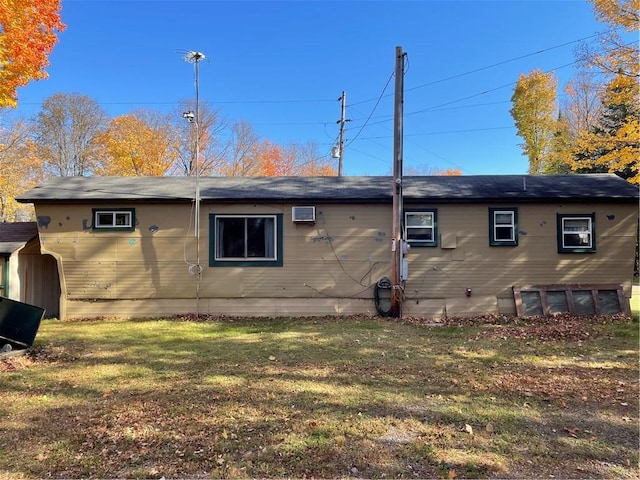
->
[510,70,560,174]
[0,0,65,108]
[570,0,639,183]
[96,112,179,176]
[571,73,639,183]
[585,0,639,76]
[0,118,43,220]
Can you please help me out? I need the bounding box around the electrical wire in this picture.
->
[405,30,616,93]
[317,211,376,287]
[349,29,617,109]
[344,70,395,149]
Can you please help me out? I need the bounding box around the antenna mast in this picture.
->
[183,50,206,317]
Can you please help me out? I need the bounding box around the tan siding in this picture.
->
[63,298,379,319]
[33,200,638,319]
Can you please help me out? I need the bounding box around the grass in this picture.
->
[1,315,638,479]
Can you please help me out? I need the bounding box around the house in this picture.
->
[0,222,60,317]
[16,174,639,320]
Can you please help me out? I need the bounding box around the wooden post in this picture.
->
[390,46,405,318]
[338,91,346,176]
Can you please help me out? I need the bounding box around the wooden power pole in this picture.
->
[337,91,347,176]
[390,46,405,318]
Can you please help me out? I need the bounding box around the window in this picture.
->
[210,214,283,267]
[404,210,437,247]
[489,208,518,246]
[92,208,135,231]
[513,284,630,317]
[557,213,595,253]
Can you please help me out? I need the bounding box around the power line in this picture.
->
[349,29,615,109]
[344,70,395,148]
[406,30,615,93]
[356,126,513,141]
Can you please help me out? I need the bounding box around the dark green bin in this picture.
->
[0,297,46,349]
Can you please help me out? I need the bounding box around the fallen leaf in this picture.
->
[485,423,494,433]
[448,469,457,479]
[564,427,579,438]
[221,428,228,439]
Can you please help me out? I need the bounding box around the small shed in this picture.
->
[0,222,59,317]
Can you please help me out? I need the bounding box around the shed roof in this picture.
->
[16,174,639,204]
[0,222,38,254]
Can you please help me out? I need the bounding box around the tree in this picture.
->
[33,93,107,176]
[284,141,336,176]
[405,165,463,176]
[570,72,639,183]
[510,70,559,174]
[0,0,65,108]
[433,168,462,176]
[252,141,296,176]
[216,121,261,176]
[584,0,639,77]
[544,112,573,174]
[561,71,604,139]
[566,0,640,183]
[0,116,42,220]
[169,100,228,176]
[96,111,179,176]
[216,134,336,177]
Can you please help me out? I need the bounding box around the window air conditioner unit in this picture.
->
[292,206,316,223]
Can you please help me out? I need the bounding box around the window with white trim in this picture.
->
[557,213,596,253]
[210,214,283,267]
[489,208,518,246]
[404,210,437,247]
[92,208,135,231]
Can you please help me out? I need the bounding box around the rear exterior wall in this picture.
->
[33,200,637,319]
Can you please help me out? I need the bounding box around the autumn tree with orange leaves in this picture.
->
[96,112,179,176]
[217,134,336,177]
[0,0,65,108]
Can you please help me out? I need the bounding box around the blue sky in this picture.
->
[13,0,620,176]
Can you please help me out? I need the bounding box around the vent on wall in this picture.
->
[292,206,316,223]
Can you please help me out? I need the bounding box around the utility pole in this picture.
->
[337,91,348,176]
[390,46,405,318]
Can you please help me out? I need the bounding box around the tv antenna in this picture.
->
[180,50,206,316]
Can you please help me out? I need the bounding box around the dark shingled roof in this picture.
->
[0,222,38,254]
[16,174,639,204]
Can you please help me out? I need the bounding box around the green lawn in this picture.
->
[1,315,638,479]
